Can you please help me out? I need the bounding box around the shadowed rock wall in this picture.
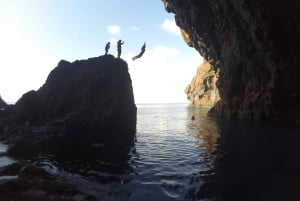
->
[163,0,300,125]
[0,96,7,109]
[0,55,137,161]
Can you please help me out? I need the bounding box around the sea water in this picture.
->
[1,103,300,200]
[42,104,217,201]
[0,143,15,168]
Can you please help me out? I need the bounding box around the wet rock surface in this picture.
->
[0,162,97,201]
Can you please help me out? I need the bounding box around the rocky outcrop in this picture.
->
[163,0,300,125]
[0,55,137,161]
[0,95,7,109]
[185,60,220,106]
[0,162,97,200]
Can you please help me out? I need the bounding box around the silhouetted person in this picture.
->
[105,42,110,55]
[117,40,124,58]
[132,42,146,61]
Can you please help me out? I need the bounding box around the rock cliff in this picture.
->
[163,0,300,125]
[0,55,137,161]
[0,95,7,109]
[185,60,220,106]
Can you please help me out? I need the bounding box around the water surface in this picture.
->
[0,142,15,168]
[1,103,300,201]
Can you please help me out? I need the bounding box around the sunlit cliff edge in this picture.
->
[185,60,220,107]
[163,0,300,126]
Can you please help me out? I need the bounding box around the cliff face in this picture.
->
[163,0,300,125]
[185,60,220,106]
[0,95,7,109]
[0,55,137,161]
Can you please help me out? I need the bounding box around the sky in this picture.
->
[0,0,202,104]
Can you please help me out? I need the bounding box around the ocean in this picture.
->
[0,103,299,200]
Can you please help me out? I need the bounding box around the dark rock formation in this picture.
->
[0,95,7,109]
[185,60,220,106]
[0,55,136,161]
[163,0,300,126]
[0,162,97,200]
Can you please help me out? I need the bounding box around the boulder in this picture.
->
[0,55,136,162]
[0,163,97,200]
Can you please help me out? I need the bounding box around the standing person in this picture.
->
[117,40,124,58]
[105,42,110,55]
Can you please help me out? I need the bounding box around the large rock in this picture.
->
[0,162,97,200]
[0,95,7,109]
[185,60,220,107]
[163,0,300,126]
[0,55,137,161]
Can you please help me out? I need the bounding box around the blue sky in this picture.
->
[0,0,202,103]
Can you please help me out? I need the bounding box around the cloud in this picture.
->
[160,19,180,35]
[107,25,121,35]
[123,45,202,103]
[0,20,57,103]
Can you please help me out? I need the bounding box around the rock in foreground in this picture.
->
[0,162,97,201]
[0,55,137,162]
[0,96,7,109]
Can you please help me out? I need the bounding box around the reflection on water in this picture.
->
[38,104,221,201]
[1,104,299,201]
[205,118,300,201]
[0,142,15,168]
[0,143,8,153]
[186,106,220,153]
[0,156,15,168]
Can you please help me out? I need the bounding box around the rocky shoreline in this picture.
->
[0,158,98,201]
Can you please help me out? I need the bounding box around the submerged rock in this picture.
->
[0,55,137,162]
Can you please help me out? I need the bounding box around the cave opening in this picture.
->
[0,1,300,200]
